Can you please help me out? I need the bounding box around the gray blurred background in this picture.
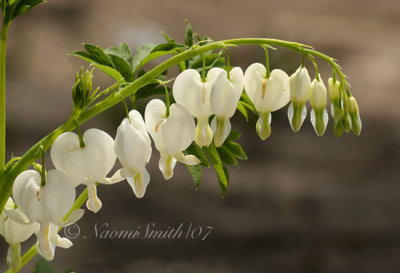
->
[1,0,400,272]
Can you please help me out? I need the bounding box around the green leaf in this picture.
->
[224,141,248,160]
[186,164,202,189]
[34,256,55,273]
[217,146,238,166]
[204,143,229,196]
[131,42,184,74]
[185,20,193,47]
[104,43,133,67]
[2,0,45,23]
[237,101,249,121]
[226,131,241,142]
[185,142,209,167]
[83,43,113,66]
[131,43,156,72]
[70,51,124,82]
[92,63,124,82]
[108,54,134,82]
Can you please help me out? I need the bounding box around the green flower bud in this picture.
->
[309,77,328,136]
[72,68,94,110]
[328,78,341,106]
[346,96,362,136]
[256,112,271,140]
[331,105,345,137]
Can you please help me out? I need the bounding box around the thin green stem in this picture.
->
[262,45,271,78]
[39,145,45,187]
[74,119,85,148]
[0,38,350,216]
[0,23,9,172]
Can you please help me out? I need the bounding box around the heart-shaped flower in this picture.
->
[244,63,290,140]
[115,110,152,198]
[173,67,225,147]
[145,99,200,180]
[210,67,243,146]
[0,197,39,269]
[50,128,118,213]
[8,169,83,261]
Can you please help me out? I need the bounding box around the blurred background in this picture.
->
[1,0,400,272]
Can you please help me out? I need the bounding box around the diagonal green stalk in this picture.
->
[0,22,10,172]
[0,38,350,216]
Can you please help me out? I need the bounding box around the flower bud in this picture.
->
[288,66,311,132]
[72,68,94,110]
[331,105,345,137]
[346,96,362,136]
[309,77,328,136]
[328,78,341,106]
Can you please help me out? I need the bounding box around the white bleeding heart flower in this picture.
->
[173,67,225,147]
[210,67,243,147]
[50,128,119,213]
[8,169,83,261]
[288,66,311,132]
[145,99,200,180]
[244,63,290,140]
[0,197,39,270]
[309,77,328,136]
[115,110,152,198]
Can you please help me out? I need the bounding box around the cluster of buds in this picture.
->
[1,58,361,264]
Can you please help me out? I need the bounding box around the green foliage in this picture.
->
[1,0,45,25]
[33,256,76,273]
[185,131,247,196]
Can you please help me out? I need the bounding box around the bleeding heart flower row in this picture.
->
[1,63,361,264]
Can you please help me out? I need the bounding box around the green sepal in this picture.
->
[204,143,229,196]
[1,0,45,24]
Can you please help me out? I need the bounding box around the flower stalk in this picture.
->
[0,38,351,216]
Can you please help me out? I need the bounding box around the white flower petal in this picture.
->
[42,170,75,224]
[145,99,167,153]
[174,152,200,165]
[159,103,196,155]
[115,118,150,172]
[290,66,311,103]
[159,154,177,180]
[126,168,150,198]
[210,67,243,118]
[86,183,102,213]
[211,117,231,147]
[12,170,44,223]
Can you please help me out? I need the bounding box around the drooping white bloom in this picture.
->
[244,63,290,140]
[8,169,83,261]
[210,67,243,147]
[309,77,328,136]
[115,110,152,198]
[145,99,200,180]
[0,197,38,269]
[288,66,311,132]
[50,128,119,213]
[173,68,225,147]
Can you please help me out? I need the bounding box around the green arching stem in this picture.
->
[74,119,85,148]
[201,53,206,82]
[39,146,45,187]
[0,22,10,171]
[261,45,271,78]
[162,83,170,117]
[0,37,350,219]
[308,56,320,81]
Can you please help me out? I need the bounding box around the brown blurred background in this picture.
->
[1,0,400,272]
